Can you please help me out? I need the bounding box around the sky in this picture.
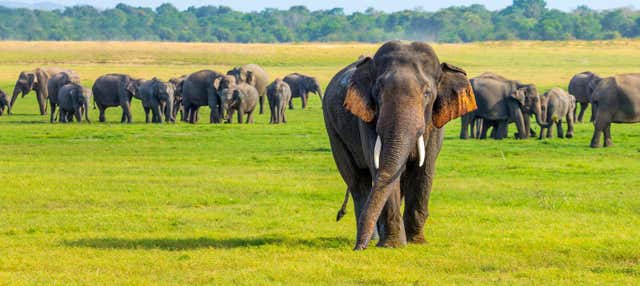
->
[11,0,639,12]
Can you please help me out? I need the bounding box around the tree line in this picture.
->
[0,0,639,43]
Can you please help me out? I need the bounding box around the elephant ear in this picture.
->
[344,57,376,123]
[433,63,477,128]
[509,88,526,106]
[26,72,37,87]
[124,79,137,95]
[245,71,254,85]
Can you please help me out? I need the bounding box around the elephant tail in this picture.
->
[92,96,96,110]
[336,189,350,222]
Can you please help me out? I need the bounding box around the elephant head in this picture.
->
[152,78,175,123]
[304,76,323,100]
[218,75,238,122]
[69,85,92,123]
[343,42,477,250]
[9,71,38,114]
[0,89,8,115]
[511,83,546,130]
[227,67,252,85]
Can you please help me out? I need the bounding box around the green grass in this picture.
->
[1,40,640,285]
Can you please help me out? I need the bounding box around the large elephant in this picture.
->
[227,64,269,114]
[92,74,144,123]
[0,89,9,116]
[538,88,575,139]
[57,83,91,123]
[182,70,225,124]
[284,73,322,110]
[568,71,601,123]
[47,72,81,123]
[220,78,259,124]
[169,75,187,122]
[267,79,292,124]
[139,78,175,124]
[9,67,77,115]
[590,73,640,148]
[323,41,477,250]
[464,72,545,140]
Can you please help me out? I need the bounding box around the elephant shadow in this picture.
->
[62,236,351,251]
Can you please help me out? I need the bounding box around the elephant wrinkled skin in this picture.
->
[590,73,640,148]
[267,79,292,124]
[539,88,575,139]
[10,67,77,116]
[57,83,92,123]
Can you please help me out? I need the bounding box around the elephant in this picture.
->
[568,71,601,123]
[139,78,175,124]
[9,67,77,115]
[181,70,225,124]
[0,89,9,116]
[220,76,259,124]
[227,64,269,114]
[92,74,145,123]
[47,72,81,123]
[169,75,187,122]
[538,88,575,139]
[323,41,477,250]
[463,72,546,140]
[283,73,322,110]
[267,79,292,124]
[57,83,91,123]
[590,73,640,148]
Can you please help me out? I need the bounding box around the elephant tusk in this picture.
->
[374,136,381,169]
[418,135,425,167]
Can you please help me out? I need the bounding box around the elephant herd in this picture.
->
[0,65,323,125]
[460,71,640,148]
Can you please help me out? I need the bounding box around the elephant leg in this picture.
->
[121,102,132,123]
[480,120,490,139]
[474,118,483,139]
[98,105,106,122]
[497,121,508,140]
[49,103,57,123]
[36,91,46,115]
[301,94,308,109]
[282,106,287,123]
[247,111,254,124]
[489,124,497,139]
[60,110,67,123]
[376,187,406,248]
[236,108,243,124]
[538,126,545,140]
[144,107,150,123]
[259,94,265,114]
[289,97,294,110]
[577,102,588,123]
[557,120,564,138]
[566,113,575,138]
[403,128,442,244]
[590,119,607,148]
[546,124,553,138]
[604,123,613,147]
[460,116,469,139]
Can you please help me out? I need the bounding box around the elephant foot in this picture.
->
[566,132,574,139]
[604,139,614,147]
[590,142,601,148]
[407,234,427,244]
[376,237,407,248]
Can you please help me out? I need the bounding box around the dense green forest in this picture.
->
[0,0,639,42]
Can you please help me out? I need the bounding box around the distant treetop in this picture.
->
[0,0,638,42]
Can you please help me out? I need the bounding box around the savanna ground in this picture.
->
[0,40,639,285]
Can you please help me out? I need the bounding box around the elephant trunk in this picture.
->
[84,101,91,123]
[534,102,548,127]
[315,87,323,102]
[165,100,174,123]
[9,84,22,114]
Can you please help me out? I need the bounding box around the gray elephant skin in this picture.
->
[182,70,225,124]
[267,79,292,124]
[139,78,176,123]
[57,83,92,123]
[169,75,187,122]
[227,64,269,114]
[323,41,477,250]
[0,89,9,116]
[220,76,259,124]
[568,71,601,123]
[92,74,144,123]
[10,67,77,115]
[461,72,545,140]
[284,73,322,109]
[590,73,640,148]
[539,88,575,139]
[47,72,81,123]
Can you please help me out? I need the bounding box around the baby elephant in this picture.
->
[139,78,176,123]
[0,88,9,116]
[267,79,292,124]
[220,76,259,124]
[58,83,92,123]
[539,88,575,139]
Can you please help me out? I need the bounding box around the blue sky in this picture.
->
[15,0,639,12]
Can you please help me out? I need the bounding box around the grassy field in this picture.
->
[0,40,639,285]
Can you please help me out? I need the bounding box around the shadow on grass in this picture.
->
[63,236,351,251]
